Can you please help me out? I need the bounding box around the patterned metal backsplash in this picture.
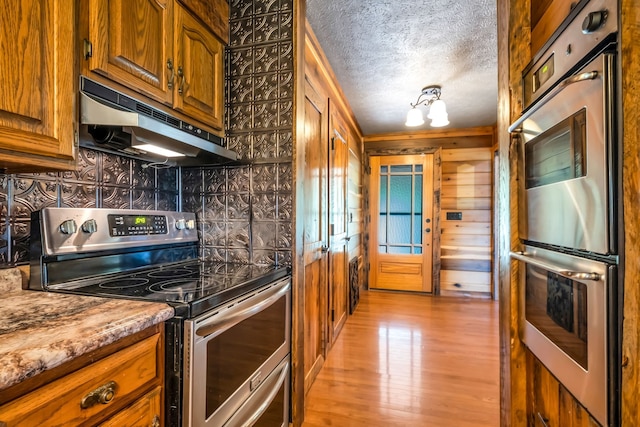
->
[0,148,179,265]
[0,0,295,267]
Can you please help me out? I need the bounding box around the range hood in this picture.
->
[79,77,239,166]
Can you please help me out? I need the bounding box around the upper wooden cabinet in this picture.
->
[82,0,226,133]
[174,4,224,130]
[86,0,174,105]
[0,0,76,173]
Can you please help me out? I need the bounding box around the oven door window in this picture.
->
[525,108,586,189]
[205,296,287,418]
[525,264,588,369]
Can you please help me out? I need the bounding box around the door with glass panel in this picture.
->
[369,155,434,292]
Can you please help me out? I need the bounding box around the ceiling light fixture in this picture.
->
[405,85,449,128]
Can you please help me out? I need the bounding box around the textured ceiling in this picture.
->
[306,0,498,135]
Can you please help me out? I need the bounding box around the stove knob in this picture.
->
[81,219,98,234]
[175,219,186,230]
[185,219,195,230]
[582,10,607,34]
[59,219,77,235]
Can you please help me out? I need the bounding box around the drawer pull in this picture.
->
[151,415,160,427]
[80,381,117,409]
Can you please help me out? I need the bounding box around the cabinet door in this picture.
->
[528,352,560,426]
[559,385,601,427]
[0,0,75,171]
[173,3,224,130]
[86,0,173,105]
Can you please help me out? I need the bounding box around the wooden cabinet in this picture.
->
[0,0,76,173]
[527,350,600,427]
[0,329,164,427]
[86,0,174,105]
[173,4,224,130]
[82,0,225,133]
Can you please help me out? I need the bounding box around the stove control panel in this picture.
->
[33,208,198,256]
[108,214,168,236]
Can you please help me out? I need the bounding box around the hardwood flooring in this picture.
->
[302,290,500,426]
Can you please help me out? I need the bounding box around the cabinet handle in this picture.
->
[151,415,160,427]
[178,66,186,95]
[537,412,550,427]
[80,380,117,409]
[167,59,175,89]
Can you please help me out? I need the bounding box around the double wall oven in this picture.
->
[508,0,620,425]
[28,207,291,427]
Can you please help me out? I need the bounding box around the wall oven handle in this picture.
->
[508,70,599,132]
[223,358,290,427]
[195,278,290,337]
[510,251,601,281]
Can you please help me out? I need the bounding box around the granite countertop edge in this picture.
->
[0,268,174,391]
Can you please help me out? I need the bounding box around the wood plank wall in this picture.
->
[440,147,493,297]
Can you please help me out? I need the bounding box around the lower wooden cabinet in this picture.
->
[0,329,164,426]
[527,350,600,427]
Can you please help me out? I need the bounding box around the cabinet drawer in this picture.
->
[99,386,162,427]
[0,334,160,426]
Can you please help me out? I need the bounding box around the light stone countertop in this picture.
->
[0,267,174,391]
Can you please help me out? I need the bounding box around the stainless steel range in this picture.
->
[28,207,291,427]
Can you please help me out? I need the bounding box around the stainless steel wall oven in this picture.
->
[28,207,291,427]
[509,0,620,425]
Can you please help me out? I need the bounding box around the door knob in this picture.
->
[321,245,329,253]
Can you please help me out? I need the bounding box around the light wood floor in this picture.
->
[302,290,500,427]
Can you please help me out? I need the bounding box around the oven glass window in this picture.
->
[525,264,588,369]
[205,296,286,418]
[525,108,586,189]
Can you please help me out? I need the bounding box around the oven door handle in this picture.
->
[223,358,289,427]
[195,278,290,337]
[508,70,599,132]
[510,251,601,281]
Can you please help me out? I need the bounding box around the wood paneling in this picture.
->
[621,1,640,426]
[531,0,574,55]
[302,290,500,426]
[440,147,493,297]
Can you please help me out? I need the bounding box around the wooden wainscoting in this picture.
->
[440,147,493,297]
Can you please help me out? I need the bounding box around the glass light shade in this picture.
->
[405,108,424,127]
[427,99,449,127]
[427,99,447,120]
[430,115,450,127]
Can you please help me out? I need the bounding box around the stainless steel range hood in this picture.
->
[79,77,239,166]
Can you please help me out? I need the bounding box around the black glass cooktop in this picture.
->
[51,261,289,318]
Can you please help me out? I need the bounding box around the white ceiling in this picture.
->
[305,0,498,135]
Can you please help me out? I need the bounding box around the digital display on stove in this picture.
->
[107,214,168,236]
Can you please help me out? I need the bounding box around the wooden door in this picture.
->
[0,0,76,171]
[86,0,173,105]
[173,3,224,130]
[303,79,328,393]
[369,155,434,292]
[328,111,349,344]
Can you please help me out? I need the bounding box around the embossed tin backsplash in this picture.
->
[0,0,295,267]
[179,0,294,266]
